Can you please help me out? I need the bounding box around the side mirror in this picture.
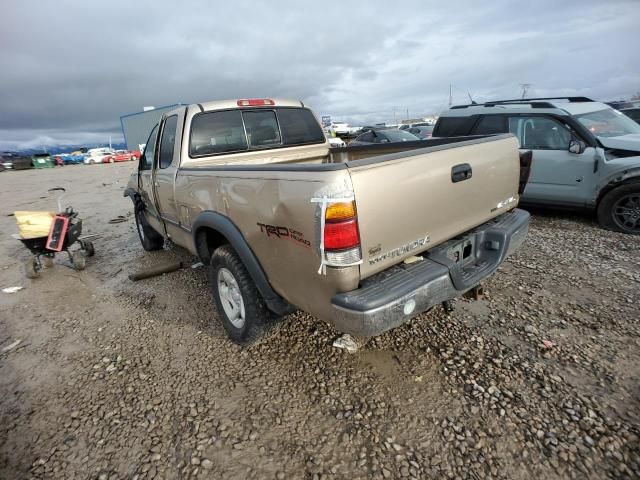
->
[569,139,585,154]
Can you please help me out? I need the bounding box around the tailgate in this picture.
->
[348,135,521,279]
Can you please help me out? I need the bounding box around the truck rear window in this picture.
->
[189,107,325,157]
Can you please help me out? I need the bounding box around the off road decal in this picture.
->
[257,223,311,248]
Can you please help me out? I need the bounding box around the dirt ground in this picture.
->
[1,162,639,480]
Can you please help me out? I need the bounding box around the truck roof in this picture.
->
[197,98,304,112]
[440,97,611,118]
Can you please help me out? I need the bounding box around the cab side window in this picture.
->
[140,124,159,170]
[508,116,572,150]
[158,115,178,169]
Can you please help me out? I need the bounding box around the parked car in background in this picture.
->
[621,108,640,125]
[407,125,434,139]
[399,121,433,130]
[32,153,54,169]
[84,149,114,165]
[329,122,359,136]
[327,137,346,148]
[130,150,141,160]
[110,150,137,162]
[60,153,86,165]
[1,153,33,170]
[349,128,420,146]
[433,96,640,234]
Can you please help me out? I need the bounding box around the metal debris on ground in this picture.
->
[108,216,127,224]
[2,286,24,294]
[332,334,359,353]
[128,261,183,281]
[2,339,22,353]
[191,262,204,269]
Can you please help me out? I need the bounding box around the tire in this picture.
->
[109,158,114,164]
[25,257,40,279]
[597,183,640,235]
[83,241,95,257]
[134,209,164,251]
[71,250,86,270]
[89,159,95,165]
[209,245,277,345]
[130,156,135,161]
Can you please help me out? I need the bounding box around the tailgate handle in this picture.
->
[451,163,472,183]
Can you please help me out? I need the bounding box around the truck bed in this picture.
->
[180,135,505,170]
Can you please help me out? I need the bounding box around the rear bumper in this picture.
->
[329,208,530,336]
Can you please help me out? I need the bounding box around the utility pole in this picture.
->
[449,84,453,108]
[520,83,531,99]
[406,107,409,120]
[392,106,398,124]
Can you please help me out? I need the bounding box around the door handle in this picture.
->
[451,163,472,183]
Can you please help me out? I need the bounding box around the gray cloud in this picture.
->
[1,0,638,149]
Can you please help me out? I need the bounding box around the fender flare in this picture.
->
[192,211,293,316]
[123,187,137,199]
[595,167,640,206]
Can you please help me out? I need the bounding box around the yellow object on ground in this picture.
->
[14,211,55,239]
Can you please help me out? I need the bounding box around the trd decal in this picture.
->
[257,223,311,248]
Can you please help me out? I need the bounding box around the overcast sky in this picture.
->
[1,0,639,150]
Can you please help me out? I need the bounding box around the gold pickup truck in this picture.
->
[125,98,531,344]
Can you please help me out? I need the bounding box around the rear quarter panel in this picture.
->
[175,168,359,320]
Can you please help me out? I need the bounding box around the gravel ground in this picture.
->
[0,162,639,480]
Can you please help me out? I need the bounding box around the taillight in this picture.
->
[321,199,362,268]
[324,219,360,249]
[237,99,275,106]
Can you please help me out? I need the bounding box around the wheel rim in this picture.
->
[217,267,245,328]
[612,192,640,233]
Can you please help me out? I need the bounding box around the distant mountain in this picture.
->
[2,142,127,156]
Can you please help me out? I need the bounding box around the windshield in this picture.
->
[381,129,420,142]
[575,108,640,138]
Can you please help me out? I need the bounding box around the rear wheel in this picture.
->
[209,245,277,345]
[597,183,640,235]
[130,156,135,161]
[135,209,164,251]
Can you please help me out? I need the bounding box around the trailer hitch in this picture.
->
[464,284,484,301]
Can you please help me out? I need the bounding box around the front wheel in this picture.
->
[25,257,40,279]
[134,209,164,251]
[597,183,640,235]
[71,250,86,270]
[209,245,277,345]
